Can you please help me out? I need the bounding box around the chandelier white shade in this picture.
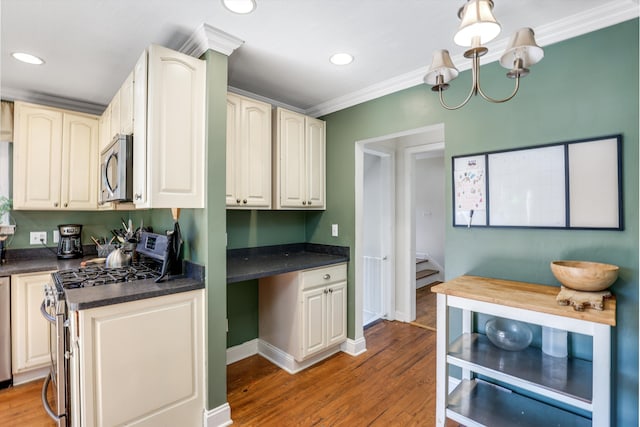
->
[425,0,544,110]
[454,0,501,47]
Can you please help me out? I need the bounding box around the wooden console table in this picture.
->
[432,275,616,427]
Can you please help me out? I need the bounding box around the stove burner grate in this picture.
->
[55,262,162,289]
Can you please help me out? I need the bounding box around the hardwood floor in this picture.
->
[412,282,440,331]
[2,322,456,427]
[228,320,458,426]
[0,378,55,427]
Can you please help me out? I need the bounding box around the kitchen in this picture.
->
[1,1,639,426]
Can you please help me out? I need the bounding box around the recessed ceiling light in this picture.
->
[222,0,256,14]
[11,52,45,65]
[330,53,354,66]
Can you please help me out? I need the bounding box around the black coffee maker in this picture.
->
[57,224,83,259]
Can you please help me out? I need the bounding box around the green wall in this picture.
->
[315,20,638,426]
[202,50,229,409]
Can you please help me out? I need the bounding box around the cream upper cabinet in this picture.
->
[13,102,98,210]
[226,92,272,209]
[133,45,206,209]
[119,71,134,135]
[109,94,120,140]
[273,108,326,210]
[98,104,111,153]
[11,271,54,375]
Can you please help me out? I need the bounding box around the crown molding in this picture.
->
[228,86,306,114]
[305,0,639,117]
[179,23,244,58]
[0,87,106,115]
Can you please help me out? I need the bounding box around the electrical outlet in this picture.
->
[53,230,60,243]
[30,231,47,245]
[331,224,338,237]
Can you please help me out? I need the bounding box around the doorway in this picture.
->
[354,124,445,345]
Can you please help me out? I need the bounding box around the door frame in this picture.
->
[354,123,444,343]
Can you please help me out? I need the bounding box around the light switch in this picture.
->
[331,224,338,237]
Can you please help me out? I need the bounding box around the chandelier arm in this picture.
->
[437,58,478,110]
[476,72,522,104]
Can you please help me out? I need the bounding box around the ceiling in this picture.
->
[1,0,638,117]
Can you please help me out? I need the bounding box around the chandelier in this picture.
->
[424,0,544,110]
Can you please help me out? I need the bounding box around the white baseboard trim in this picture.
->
[257,339,342,374]
[226,338,259,365]
[12,366,49,386]
[341,336,367,356]
[203,402,232,427]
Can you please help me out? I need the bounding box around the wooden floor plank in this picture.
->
[413,282,439,330]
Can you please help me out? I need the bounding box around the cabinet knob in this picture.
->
[329,288,333,293]
[243,199,247,204]
[64,202,68,208]
[53,202,59,207]
[302,201,307,206]
[324,289,329,294]
[236,199,241,204]
[323,274,331,280]
[308,201,312,206]
[134,193,142,200]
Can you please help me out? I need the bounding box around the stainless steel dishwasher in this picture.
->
[0,277,10,386]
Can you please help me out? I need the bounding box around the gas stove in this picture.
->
[53,262,162,290]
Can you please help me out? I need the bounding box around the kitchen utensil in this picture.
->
[550,260,619,292]
[80,258,106,267]
[105,247,132,268]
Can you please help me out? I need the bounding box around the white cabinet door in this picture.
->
[76,290,205,427]
[301,286,327,359]
[226,93,272,209]
[109,94,120,140]
[11,272,53,373]
[119,71,134,135]
[274,108,326,210]
[144,44,206,208]
[276,108,306,208]
[305,117,326,209]
[61,113,99,210]
[98,105,111,153]
[12,103,63,209]
[132,50,148,206]
[326,281,347,347]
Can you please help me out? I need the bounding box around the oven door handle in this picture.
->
[40,300,56,323]
[42,371,61,422]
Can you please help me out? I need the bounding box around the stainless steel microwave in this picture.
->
[100,134,133,203]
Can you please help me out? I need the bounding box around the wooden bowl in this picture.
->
[550,260,619,292]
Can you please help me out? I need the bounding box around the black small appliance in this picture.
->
[57,224,83,259]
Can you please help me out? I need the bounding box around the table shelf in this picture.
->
[448,333,592,409]
[432,275,614,427]
[447,379,591,427]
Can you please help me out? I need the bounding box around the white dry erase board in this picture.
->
[452,135,622,229]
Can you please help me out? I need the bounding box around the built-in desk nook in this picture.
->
[432,275,616,427]
[227,243,350,373]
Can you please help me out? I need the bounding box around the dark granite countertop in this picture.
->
[65,262,205,311]
[0,246,99,276]
[227,243,349,284]
[1,247,205,310]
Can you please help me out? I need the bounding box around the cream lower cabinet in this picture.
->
[11,271,54,375]
[13,101,99,210]
[226,92,272,209]
[69,290,205,427]
[132,45,206,209]
[273,108,325,210]
[259,263,346,373]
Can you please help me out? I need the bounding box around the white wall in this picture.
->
[363,153,383,257]
[415,156,445,268]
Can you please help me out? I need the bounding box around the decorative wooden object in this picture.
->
[556,286,612,311]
